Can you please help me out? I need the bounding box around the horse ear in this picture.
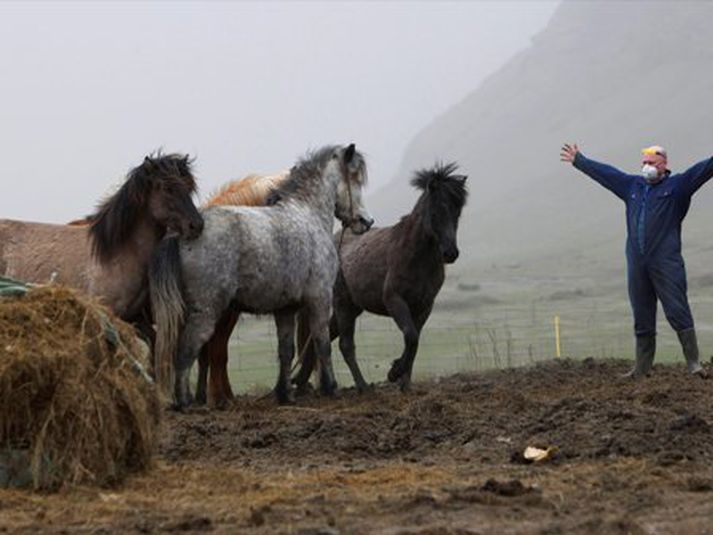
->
[181,155,191,173]
[344,143,356,163]
[459,175,468,183]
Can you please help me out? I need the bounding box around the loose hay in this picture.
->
[0,285,160,490]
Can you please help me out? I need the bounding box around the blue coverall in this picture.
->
[573,152,713,337]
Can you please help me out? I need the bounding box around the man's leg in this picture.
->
[623,259,657,378]
[650,255,707,377]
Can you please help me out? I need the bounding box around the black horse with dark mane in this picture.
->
[294,162,468,393]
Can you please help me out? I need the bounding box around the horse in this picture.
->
[0,154,204,335]
[62,169,289,404]
[149,144,373,408]
[195,171,290,407]
[292,162,468,393]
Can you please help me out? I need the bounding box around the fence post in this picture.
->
[554,315,561,358]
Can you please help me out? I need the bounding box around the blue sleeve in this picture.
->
[572,152,632,201]
[678,157,713,197]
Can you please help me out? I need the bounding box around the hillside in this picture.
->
[370,0,713,279]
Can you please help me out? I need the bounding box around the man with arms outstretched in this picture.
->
[561,143,713,378]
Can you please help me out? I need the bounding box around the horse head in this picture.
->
[143,154,204,239]
[89,152,204,263]
[333,144,374,235]
[412,162,468,264]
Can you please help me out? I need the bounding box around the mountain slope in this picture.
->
[369,0,713,277]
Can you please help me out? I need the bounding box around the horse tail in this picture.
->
[149,236,184,396]
[296,309,312,366]
[291,309,318,387]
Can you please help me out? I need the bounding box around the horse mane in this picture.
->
[410,161,468,209]
[89,152,197,263]
[268,144,367,205]
[203,171,290,208]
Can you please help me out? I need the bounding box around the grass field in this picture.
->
[203,263,713,395]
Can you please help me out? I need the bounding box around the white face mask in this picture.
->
[642,164,661,183]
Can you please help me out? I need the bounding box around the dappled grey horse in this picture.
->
[150,144,373,408]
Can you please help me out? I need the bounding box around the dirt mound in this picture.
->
[3,358,713,533]
[0,285,160,490]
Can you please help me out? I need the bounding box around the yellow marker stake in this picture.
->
[554,315,561,358]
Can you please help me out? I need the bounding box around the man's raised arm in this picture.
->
[680,156,713,197]
[561,143,632,200]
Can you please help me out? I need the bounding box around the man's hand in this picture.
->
[560,143,579,163]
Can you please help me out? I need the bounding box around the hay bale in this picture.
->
[0,284,160,490]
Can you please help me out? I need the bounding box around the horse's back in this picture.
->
[0,218,92,287]
[203,171,289,208]
[185,205,331,313]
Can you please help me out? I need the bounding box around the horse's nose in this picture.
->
[359,215,374,230]
[443,247,459,264]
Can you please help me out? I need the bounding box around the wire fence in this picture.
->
[221,289,713,394]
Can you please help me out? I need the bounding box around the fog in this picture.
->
[0,1,557,223]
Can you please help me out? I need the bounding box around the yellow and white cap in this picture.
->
[641,145,667,158]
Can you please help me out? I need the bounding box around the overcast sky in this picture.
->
[0,1,558,223]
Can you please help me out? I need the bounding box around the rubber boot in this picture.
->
[677,328,708,378]
[621,334,656,379]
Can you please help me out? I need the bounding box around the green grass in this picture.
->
[187,236,713,395]
[213,274,713,395]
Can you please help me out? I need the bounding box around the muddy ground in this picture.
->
[2,358,713,534]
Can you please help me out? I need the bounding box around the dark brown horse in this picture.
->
[293,162,468,392]
[0,154,204,335]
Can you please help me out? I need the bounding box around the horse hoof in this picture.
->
[398,376,412,393]
[388,361,404,383]
[275,386,295,405]
[278,397,296,406]
[294,382,315,398]
[212,398,230,411]
[356,382,374,395]
[692,367,709,380]
[171,402,188,413]
[320,381,338,398]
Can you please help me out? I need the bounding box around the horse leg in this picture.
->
[208,310,239,409]
[336,307,369,393]
[273,309,296,404]
[195,347,209,405]
[384,294,419,392]
[174,311,219,410]
[307,303,338,397]
[397,306,433,391]
[294,311,339,393]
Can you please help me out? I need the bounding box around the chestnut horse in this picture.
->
[0,154,204,337]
